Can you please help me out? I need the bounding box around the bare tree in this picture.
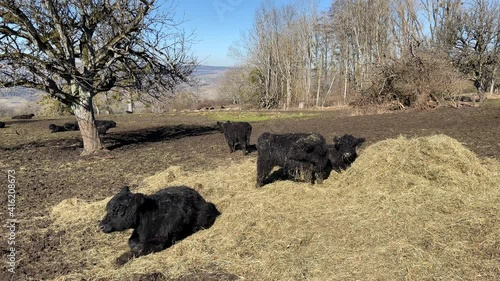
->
[233,0,319,109]
[0,0,196,155]
[217,66,260,106]
[327,0,393,104]
[452,0,499,101]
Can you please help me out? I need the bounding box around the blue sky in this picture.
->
[171,0,333,67]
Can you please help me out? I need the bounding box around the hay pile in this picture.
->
[50,135,500,280]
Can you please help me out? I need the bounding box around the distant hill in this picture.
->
[0,87,43,116]
[192,65,231,77]
[0,86,44,100]
[182,65,230,100]
[0,65,230,115]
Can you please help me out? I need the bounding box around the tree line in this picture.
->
[219,0,500,109]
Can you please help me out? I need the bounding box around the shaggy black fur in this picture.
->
[99,186,220,264]
[217,121,252,155]
[327,134,365,171]
[256,132,331,187]
[12,113,35,119]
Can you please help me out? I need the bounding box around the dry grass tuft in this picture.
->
[49,134,500,280]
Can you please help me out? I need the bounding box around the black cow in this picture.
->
[95,120,116,135]
[63,122,79,131]
[99,186,220,264]
[12,113,35,119]
[0,122,5,128]
[217,121,252,155]
[48,124,67,133]
[327,134,365,172]
[95,120,116,128]
[256,132,331,187]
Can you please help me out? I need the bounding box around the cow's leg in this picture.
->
[128,230,141,252]
[130,233,170,257]
[227,139,234,153]
[241,138,248,155]
[116,231,142,265]
[244,136,250,155]
[138,241,167,255]
[256,157,272,187]
[313,164,328,184]
[116,252,134,266]
[303,163,314,183]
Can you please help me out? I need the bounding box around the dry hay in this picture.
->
[49,134,500,280]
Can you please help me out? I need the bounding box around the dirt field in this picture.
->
[1,102,500,280]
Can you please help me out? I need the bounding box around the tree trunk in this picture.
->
[490,66,497,95]
[316,50,323,108]
[475,76,487,103]
[286,76,292,109]
[126,99,134,113]
[72,87,107,156]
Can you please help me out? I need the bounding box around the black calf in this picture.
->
[95,120,116,135]
[99,186,220,264]
[217,121,252,155]
[256,132,330,187]
[328,134,365,171]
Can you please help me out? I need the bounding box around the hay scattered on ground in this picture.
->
[50,134,500,280]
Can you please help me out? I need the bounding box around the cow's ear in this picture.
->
[120,186,131,194]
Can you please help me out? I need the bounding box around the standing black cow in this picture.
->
[99,186,220,264]
[217,121,252,155]
[95,120,116,135]
[256,132,331,187]
[95,120,116,128]
[327,134,365,171]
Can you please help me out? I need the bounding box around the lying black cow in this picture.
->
[256,132,330,187]
[99,186,220,264]
[48,124,67,133]
[63,122,79,131]
[48,122,80,133]
[217,121,252,155]
[327,134,365,172]
[12,113,35,119]
[0,122,5,128]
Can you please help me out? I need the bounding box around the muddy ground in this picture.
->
[1,103,500,280]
